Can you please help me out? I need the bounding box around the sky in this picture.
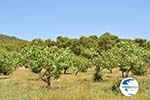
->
[0,0,150,40]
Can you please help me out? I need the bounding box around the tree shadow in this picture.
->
[0,76,11,80]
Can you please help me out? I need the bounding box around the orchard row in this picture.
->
[0,33,150,89]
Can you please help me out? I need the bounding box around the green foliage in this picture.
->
[20,46,75,89]
[100,49,118,73]
[71,55,90,76]
[79,36,98,49]
[0,34,23,43]
[81,48,98,59]
[134,38,147,47]
[0,34,29,52]
[44,39,55,47]
[91,48,118,81]
[0,49,17,75]
[145,41,150,50]
[70,39,83,56]
[0,33,150,89]
[56,36,72,48]
[131,67,145,76]
[57,47,74,74]
[116,41,148,77]
[31,66,42,73]
[30,38,44,46]
[98,32,119,51]
[92,54,104,81]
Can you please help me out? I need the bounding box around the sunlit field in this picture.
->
[0,67,150,100]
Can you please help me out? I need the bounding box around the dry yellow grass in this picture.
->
[0,67,150,100]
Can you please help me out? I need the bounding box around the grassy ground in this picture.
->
[0,67,150,100]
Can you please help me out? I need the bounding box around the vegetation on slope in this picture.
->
[0,33,150,99]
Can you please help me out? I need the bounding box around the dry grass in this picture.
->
[0,67,150,100]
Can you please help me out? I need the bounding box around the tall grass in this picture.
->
[0,68,150,100]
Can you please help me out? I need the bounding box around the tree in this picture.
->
[70,39,83,56]
[101,48,118,73]
[116,41,147,77]
[57,47,74,74]
[0,49,17,75]
[81,48,98,59]
[71,55,90,76]
[44,39,52,47]
[56,36,71,48]
[134,38,147,47]
[20,46,74,89]
[78,48,104,81]
[0,41,29,52]
[80,48,104,81]
[98,32,119,51]
[31,38,44,46]
[92,54,104,81]
[91,49,118,81]
[145,41,150,50]
[78,35,99,49]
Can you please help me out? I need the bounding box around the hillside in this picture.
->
[0,34,24,43]
[0,34,29,51]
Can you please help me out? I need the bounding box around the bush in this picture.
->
[131,67,145,76]
[112,79,121,94]
[31,66,42,73]
[0,49,17,75]
[1,66,14,75]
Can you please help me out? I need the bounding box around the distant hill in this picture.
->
[0,34,25,43]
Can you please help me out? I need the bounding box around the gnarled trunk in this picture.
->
[64,67,68,74]
[40,68,52,90]
[94,66,103,81]
[75,69,79,76]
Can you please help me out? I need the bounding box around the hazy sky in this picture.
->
[0,0,150,40]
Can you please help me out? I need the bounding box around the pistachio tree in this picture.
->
[101,48,118,73]
[58,47,73,74]
[71,55,90,76]
[20,46,73,89]
[0,49,18,75]
[117,41,147,77]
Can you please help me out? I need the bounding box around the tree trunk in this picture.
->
[46,68,52,90]
[94,66,103,81]
[125,72,129,77]
[64,68,67,74]
[46,76,51,89]
[40,68,52,90]
[121,71,125,78]
[75,70,79,76]
[125,65,133,78]
[109,69,112,73]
